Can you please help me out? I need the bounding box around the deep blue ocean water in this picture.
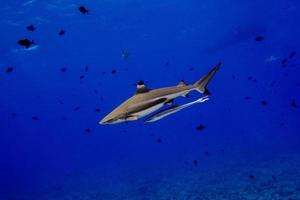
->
[1,0,300,199]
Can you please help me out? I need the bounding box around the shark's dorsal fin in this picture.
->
[135,80,150,94]
[177,80,187,87]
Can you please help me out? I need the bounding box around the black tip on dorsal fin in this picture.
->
[138,80,144,86]
[135,80,150,94]
[177,80,187,87]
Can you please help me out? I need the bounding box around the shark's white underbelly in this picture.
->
[134,90,191,118]
[135,103,165,118]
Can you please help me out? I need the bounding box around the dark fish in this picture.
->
[32,116,39,120]
[79,6,88,14]
[5,66,14,73]
[156,138,162,143]
[189,67,195,71]
[244,96,252,100]
[255,36,264,42]
[26,24,35,31]
[261,100,268,106]
[272,175,278,182]
[74,106,80,111]
[249,174,255,180]
[58,30,65,36]
[165,61,169,66]
[17,39,34,48]
[289,51,296,59]
[193,160,198,166]
[196,124,206,131]
[111,70,117,74]
[291,99,298,108]
[85,128,91,133]
[61,117,67,120]
[101,72,106,75]
[281,58,288,64]
[122,49,129,59]
[60,68,67,72]
[95,108,101,112]
[204,151,209,156]
[59,100,64,105]
[85,66,89,72]
[221,149,225,153]
[11,113,17,117]
[80,75,85,79]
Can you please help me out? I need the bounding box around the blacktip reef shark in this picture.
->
[99,63,221,125]
[145,95,209,123]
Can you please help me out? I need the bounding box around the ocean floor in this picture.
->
[7,149,300,200]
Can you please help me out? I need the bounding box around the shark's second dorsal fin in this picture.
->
[177,80,187,87]
[135,80,150,94]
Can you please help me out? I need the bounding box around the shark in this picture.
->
[145,95,209,123]
[99,63,221,125]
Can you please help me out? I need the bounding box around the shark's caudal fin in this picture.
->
[194,62,221,94]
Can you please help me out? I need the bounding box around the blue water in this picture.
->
[1,0,300,199]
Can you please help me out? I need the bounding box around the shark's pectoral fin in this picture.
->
[126,115,139,121]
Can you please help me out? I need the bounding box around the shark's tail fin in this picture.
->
[194,62,221,94]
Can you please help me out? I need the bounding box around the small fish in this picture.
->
[80,75,85,79]
[193,160,198,166]
[156,138,162,143]
[261,100,268,106]
[122,49,129,59]
[281,58,288,64]
[5,66,14,73]
[289,51,296,59]
[60,68,67,72]
[17,39,35,48]
[85,128,91,133]
[145,96,209,122]
[58,30,65,36]
[85,66,89,72]
[291,99,298,108]
[79,6,88,14]
[23,0,36,6]
[74,106,80,111]
[95,108,101,112]
[111,69,117,74]
[32,116,39,120]
[265,56,279,62]
[26,24,35,31]
[255,36,264,42]
[196,124,206,131]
